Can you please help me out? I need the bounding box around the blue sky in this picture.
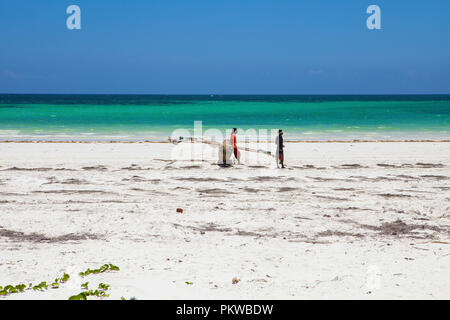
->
[1,0,449,94]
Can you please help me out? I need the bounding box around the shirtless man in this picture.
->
[275,129,285,168]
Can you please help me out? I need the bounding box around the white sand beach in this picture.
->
[0,141,449,299]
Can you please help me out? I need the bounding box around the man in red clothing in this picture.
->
[230,128,241,164]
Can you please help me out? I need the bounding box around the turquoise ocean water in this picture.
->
[0,95,449,141]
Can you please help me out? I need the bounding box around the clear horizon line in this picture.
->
[1,93,450,96]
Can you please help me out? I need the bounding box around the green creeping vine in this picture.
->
[79,264,120,277]
[1,264,120,299]
[68,282,111,300]
[0,273,69,296]
[0,284,26,295]
[81,282,89,290]
[70,264,119,300]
